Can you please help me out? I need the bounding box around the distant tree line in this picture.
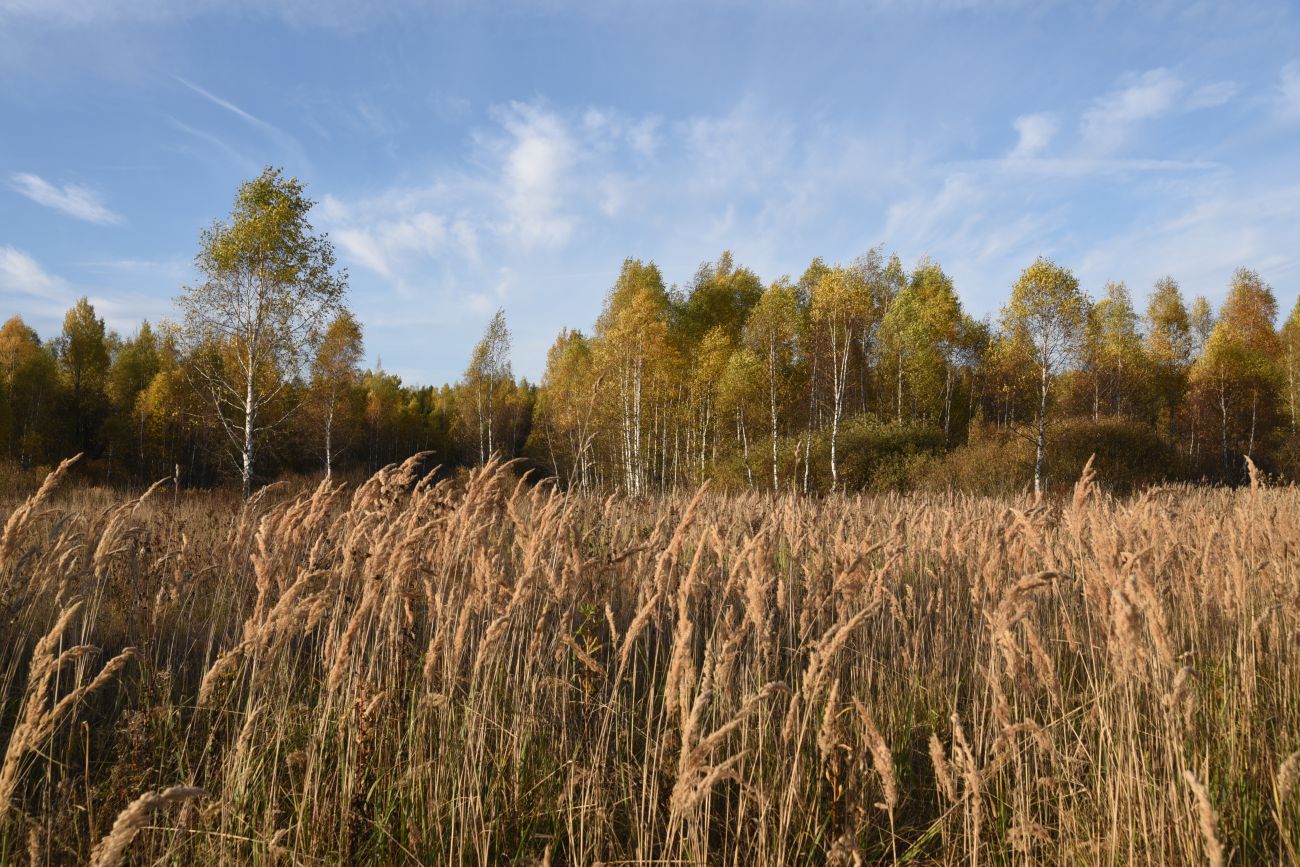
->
[3,168,1298,493]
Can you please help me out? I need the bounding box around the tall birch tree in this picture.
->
[176,167,347,496]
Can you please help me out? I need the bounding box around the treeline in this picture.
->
[2,169,1298,493]
[529,252,1300,493]
[0,304,532,487]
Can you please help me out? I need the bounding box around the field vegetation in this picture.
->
[1,455,1297,864]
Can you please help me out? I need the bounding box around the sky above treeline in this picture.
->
[1,0,1299,385]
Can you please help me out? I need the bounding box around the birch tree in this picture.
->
[465,308,512,463]
[1280,298,1300,432]
[176,167,347,496]
[809,266,870,490]
[744,278,800,491]
[310,310,364,479]
[1145,276,1191,439]
[594,259,673,493]
[1092,281,1146,418]
[1189,268,1280,474]
[1000,258,1089,496]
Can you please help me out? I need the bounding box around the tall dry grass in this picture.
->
[0,455,1298,864]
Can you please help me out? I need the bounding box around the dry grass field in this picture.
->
[0,455,1298,865]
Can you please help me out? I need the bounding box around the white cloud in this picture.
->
[0,246,68,301]
[1186,80,1238,110]
[319,100,654,283]
[992,69,1226,181]
[334,213,449,277]
[9,172,122,224]
[1080,68,1183,154]
[319,192,454,287]
[627,117,661,159]
[1008,112,1059,159]
[493,102,578,249]
[1277,61,1300,123]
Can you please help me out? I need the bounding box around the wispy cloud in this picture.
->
[1008,113,1059,160]
[1276,60,1300,123]
[173,77,310,171]
[1186,81,1238,110]
[0,245,70,301]
[1075,182,1300,293]
[1080,68,1184,155]
[165,115,260,174]
[990,68,1224,179]
[80,257,191,281]
[175,76,282,137]
[9,172,122,224]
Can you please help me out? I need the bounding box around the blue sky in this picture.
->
[2,0,1299,385]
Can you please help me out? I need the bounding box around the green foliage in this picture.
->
[1050,417,1184,491]
[672,250,764,347]
[836,416,947,492]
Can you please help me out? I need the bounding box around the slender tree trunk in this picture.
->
[967,370,978,440]
[942,365,954,438]
[1115,359,1123,417]
[476,380,485,464]
[896,349,903,423]
[1247,388,1258,461]
[486,380,495,459]
[739,410,752,488]
[1219,379,1229,474]
[769,346,779,492]
[242,373,255,498]
[804,352,817,495]
[324,401,335,481]
[829,328,848,492]
[1034,363,1047,498]
[1289,356,1296,432]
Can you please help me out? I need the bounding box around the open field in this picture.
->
[1,457,1298,865]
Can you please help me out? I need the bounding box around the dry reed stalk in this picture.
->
[1020,619,1061,701]
[560,634,606,678]
[1163,666,1198,728]
[816,679,843,765]
[991,720,1054,766]
[0,602,136,815]
[88,785,206,867]
[1182,769,1226,867]
[614,589,661,678]
[1279,750,1300,805]
[930,733,958,802]
[853,700,898,813]
[951,713,983,855]
[1245,454,1260,489]
[0,454,80,565]
[1070,454,1097,514]
[25,816,41,867]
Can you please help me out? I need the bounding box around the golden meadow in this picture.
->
[1,455,1297,865]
